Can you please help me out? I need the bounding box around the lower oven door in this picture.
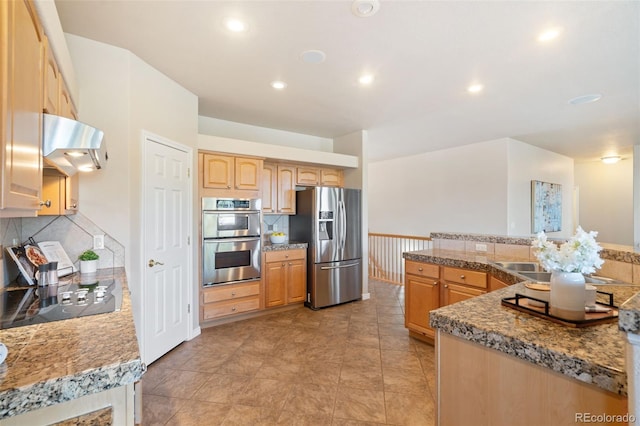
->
[203,237,261,286]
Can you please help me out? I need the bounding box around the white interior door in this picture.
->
[143,134,191,365]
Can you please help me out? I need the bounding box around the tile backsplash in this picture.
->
[1,213,124,286]
[262,214,290,243]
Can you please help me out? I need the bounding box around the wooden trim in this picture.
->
[369,232,431,241]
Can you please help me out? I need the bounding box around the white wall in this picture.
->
[65,34,199,339]
[368,137,575,238]
[507,139,574,238]
[575,159,633,245]
[199,116,333,152]
[369,139,509,236]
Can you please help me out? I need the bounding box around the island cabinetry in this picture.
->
[263,163,295,215]
[201,281,261,321]
[441,266,487,306]
[264,249,306,307]
[296,166,343,187]
[201,152,262,193]
[1,0,44,217]
[489,275,510,292]
[405,261,440,340]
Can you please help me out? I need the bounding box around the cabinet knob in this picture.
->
[288,262,292,266]
[418,267,423,272]
[227,185,231,189]
[282,263,285,267]
[444,284,449,288]
[434,281,438,285]
[460,275,466,279]
[40,200,51,208]
[71,203,77,209]
[231,306,237,312]
[231,292,236,296]
[285,254,289,258]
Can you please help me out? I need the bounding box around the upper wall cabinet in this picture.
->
[296,166,343,187]
[263,163,295,215]
[0,0,44,217]
[200,152,263,197]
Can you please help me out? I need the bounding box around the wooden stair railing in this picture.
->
[368,233,432,285]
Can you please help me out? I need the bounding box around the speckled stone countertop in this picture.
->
[0,268,144,419]
[262,241,308,251]
[408,249,639,396]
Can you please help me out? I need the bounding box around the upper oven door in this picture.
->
[202,237,261,286]
[202,211,261,239]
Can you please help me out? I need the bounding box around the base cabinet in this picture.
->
[405,261,440,340]
[264,249,306,307]
[201,281,261,321]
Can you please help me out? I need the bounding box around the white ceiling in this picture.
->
[54,0,639,163]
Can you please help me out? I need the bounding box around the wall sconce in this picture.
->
[601,156,621,164]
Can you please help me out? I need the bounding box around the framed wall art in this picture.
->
[531,180,562,233]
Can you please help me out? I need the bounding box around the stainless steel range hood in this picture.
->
[43,114,108,176]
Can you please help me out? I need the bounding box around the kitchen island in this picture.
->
[406,249,636,426]
[0,268,144,425]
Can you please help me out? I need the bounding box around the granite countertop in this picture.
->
[406,249,639,396]
[0,268,144,419]
[263,241,308,251]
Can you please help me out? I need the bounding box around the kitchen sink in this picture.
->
[492,261,543,272]
[518,271,552,282]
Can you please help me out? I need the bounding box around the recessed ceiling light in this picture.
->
[538,28,562,42]
[601,155,621,164]
[271,81,287,90]
[568,94,602,105]
[300,50,326,64]
[358,74,375,85]
[467,84,484,94]
[224,18,246,33]
[352,0,380,17]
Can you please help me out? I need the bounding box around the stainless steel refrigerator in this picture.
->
[290,187,362,309]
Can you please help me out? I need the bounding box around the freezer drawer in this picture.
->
[310,259,362,309]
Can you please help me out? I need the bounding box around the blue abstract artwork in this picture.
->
[531,180,562,233]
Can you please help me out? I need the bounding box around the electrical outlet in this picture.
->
[93,234,105,250]
[475,243,488,252]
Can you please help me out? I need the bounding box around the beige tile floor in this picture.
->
[141,279,436,425]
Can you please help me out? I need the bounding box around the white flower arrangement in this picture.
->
[531,226,604,274]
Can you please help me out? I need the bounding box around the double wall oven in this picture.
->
[202,198,261,287]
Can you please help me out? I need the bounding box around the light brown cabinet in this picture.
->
[296,166,343,187]
[441,266,487,306]
[263,163,296,215]
[404,261,487,341]
[202,153,262,192]
[42,36,59,115]
[489,275,510,292]
[40,170,79,216]
[0,0,44,216]
[264,249,306,307]
[405,261,440,340]
[201,281,261,321]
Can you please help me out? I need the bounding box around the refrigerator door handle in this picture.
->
[339,200,347,250]
[320,262,360,270]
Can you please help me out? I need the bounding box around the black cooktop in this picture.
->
[0,274,122,330]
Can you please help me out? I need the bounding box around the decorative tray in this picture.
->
[501,292,618,328]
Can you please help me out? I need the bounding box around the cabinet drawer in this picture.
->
[405,261,439,279]
[202,297,260,320]
[265,249,306,263]
[443,267,487,289]
[202,281,260,303]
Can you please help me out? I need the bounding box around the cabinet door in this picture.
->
[406,274,440,339]
[1,0,43,214]
[277,165,296,214]
[202,154,233,189]
[262,163,276,213]
[442,282,485,306]
[59,78,77,120]
[42,36,59,114]
[320,168,343,187]
[235,157,261,190]
[286,259,306,303]
[489,276,509,292]
[265,261,286,307]
[296,167,319,186]
[64,173,79,213]
[40,173,62,215]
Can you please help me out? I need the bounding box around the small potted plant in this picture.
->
[78,249,99,274]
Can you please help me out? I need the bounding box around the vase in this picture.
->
[79,259,98,274]
[550,271,586,320]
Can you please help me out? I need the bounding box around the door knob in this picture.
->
[148,259,164,267]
